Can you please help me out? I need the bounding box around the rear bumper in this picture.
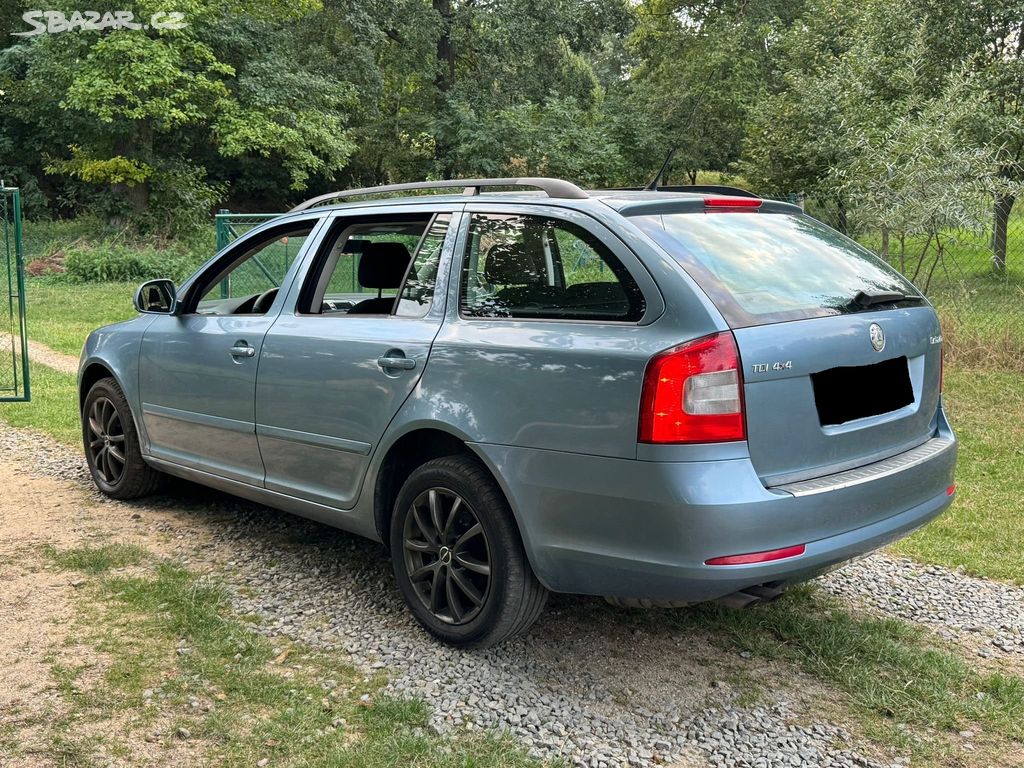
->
[471,412,956,601]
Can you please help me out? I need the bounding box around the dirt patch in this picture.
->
[0,467,95,765]
[0,461,207,766]
[0,332,80,376]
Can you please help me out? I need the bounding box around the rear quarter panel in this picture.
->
[412,201,726,459]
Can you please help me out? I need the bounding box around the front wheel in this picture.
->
[390,455,547,648]
[82,377,163,499]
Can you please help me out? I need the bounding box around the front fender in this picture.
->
[79,315,154,450]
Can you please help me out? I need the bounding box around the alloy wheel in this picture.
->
[86,396,126,485]
[402,487,492,625]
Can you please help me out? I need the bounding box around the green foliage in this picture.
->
[63,241,195,283]
[46,147,152,186]
[142,160,226,235]
[2,0,1023,258]
[743,0,1024,205]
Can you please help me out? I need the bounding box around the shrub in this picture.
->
[63,241,195,283]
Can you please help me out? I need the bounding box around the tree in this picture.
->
[4,0,355,228]
[744,0,1024,269]
[623,0,805,185]
[426,0,633,182]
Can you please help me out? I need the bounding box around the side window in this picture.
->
[303,214,450,317]
[459,214,645,321]
[396,214,452,318]
[193,225,314,316]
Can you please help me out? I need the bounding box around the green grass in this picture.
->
[891,368,1024,583]
[0,364,80,445]
[26,278,138,357]
[611,586,1024,756]
[44,543,147,574]
[61,559,543,768]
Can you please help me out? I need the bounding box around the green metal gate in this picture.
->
[1,186,30,402]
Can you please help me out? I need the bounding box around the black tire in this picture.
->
[82,377,163,500]
[389,455,548,648]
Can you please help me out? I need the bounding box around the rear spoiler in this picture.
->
[611,184,761,199]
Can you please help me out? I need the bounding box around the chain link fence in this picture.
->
[799,196,1023,373]
[213,210,407,299]
[1,186,31,402]
[213,210,295,299]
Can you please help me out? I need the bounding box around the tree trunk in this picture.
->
[110,120,153,219]
[836,197,848,235]
[433,0,456,179]
[991,193,1015,273]
[115,181,150,214]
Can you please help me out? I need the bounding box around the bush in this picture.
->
[63,242,195,283]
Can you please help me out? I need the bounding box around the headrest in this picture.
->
[343,239,370,254]
[358,242,412,289]
[483,242,544,285]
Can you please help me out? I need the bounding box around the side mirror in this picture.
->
[134,279,178,314]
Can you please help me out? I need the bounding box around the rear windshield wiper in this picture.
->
[850,290,925,309]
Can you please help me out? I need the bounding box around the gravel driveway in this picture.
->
[3,422,1021,767]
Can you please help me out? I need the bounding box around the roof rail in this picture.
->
[289,177,589,212]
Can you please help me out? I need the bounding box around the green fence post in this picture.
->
[1,186,30,402]
[13,188,29,401]
[215,208,231,299]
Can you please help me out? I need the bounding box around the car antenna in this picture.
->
[644,147,676,191]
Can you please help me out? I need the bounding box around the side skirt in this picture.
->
[144,455,382,543]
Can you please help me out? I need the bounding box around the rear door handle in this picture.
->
[229,342,256,358]
[377,355,416,371]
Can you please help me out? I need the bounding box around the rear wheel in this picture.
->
[83,377,163,499]
[390,455,547,648]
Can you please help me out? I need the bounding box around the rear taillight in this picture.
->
[639,332,746,444]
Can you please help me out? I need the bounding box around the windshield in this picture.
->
[631,212,921,328]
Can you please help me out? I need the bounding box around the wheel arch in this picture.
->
[79,360,120,411]
[373,426,475,542]
[79,359,150,451]
[371,426,540,580]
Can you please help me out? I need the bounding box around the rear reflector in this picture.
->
[947,484,956,496]
[638,332,746,444]
[704,196,762,208]
[705,544,806,566]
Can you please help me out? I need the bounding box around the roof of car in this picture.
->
[283,178,802,218]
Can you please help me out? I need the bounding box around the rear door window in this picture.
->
[459,213,645,321]
[631,212,920,327]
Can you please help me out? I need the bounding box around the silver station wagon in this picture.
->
[79,177,957,647]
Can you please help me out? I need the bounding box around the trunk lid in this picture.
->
[627,205,943,482]
[735,308,942,485]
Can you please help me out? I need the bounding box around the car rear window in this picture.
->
[631,212,920,328]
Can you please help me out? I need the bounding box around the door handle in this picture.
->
[229,342,256,358]
[377,355,416,371]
